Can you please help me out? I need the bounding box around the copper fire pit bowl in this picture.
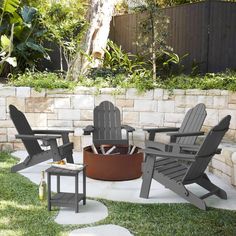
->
[83,145,143,181]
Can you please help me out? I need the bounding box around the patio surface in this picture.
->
[12,150,236,235]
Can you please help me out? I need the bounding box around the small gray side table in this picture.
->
[46,165,86,213]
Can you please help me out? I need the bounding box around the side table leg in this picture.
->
[75,174,79,213]
[83,167,86,205]
[57,175,60,193]
[47,173,51,211]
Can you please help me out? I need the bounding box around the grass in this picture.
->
[1,152,236,236]
[0,152,65,236]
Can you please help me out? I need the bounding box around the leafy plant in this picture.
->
[115,0,129,15]
[9,70,77,91]
[155,50,187,78]
[13,5,49,71]
[0,1,49,77]
[103,39,147,74]
[30,0,88,79]
[7,68,236,93]
[85,39,153,91]
[0,0,20,25]
[0,0,20,75]
[0,24,17,73]
[136,1,170,80]
[130,0,201,9]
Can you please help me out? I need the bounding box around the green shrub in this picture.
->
[80,70,236,92]
[9,70,77,91]
[84,40,153,92]
[162,71,236,91]
[0,1,50,76]
[7,69,236,93]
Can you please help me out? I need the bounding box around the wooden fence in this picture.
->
[109,1,236,73]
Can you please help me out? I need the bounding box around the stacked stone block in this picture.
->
[0,85,236,186]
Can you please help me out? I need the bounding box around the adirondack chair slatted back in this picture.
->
[183,115,231,182]
[93,101,127,145]
[9,105,42,156]
[177,103,206,145]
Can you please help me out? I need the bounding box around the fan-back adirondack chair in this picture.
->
[9,105,74,172]
[83,101,135,146]
[140,115,231,210]
[144,103,207,153]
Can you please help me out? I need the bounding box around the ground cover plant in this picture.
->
[1,152,236,236]
[9,69,236,92]
[9,70,77,91]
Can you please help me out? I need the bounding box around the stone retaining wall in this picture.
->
[0,85,236,186]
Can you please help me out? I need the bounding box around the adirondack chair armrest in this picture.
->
[33,130,74,144]
[33,129,74,135]
[83,125,94,135]
[143,127,180,141]
[16,134,62,147]
[167,131,205,138]
[177,143,200,153]
[143,148,196,161]
[176,144,220,154]
[177,145,221,155]
[143,127,179,133]
[15,134,62,141]
[121,125,135,132]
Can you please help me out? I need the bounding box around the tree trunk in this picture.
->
[150,11,157,81]
[70,0,118,80]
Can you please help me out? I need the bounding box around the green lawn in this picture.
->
[1,152,236,236]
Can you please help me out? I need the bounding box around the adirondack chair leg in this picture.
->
[140,154,155,198]
[197,174,227,199]
[11,162,30,173]
[151,171,206,210]
[159,173,206,210]
[11,152,52,173]
[184,189,207,210]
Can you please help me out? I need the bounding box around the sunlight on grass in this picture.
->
[0,229,23,236]
[0,200,42,211]
[0,216,10,225]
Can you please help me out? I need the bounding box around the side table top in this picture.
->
[46,165,85,176]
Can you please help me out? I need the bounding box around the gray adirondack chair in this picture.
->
[140,115,231,210]
[9,105,74,172]
[83,101,135,145]
[144,103,207,153]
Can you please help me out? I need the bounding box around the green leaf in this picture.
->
[13,25,23,39]
[0,0,20,14]
[26,42,45,54]
[0,34,10,51]
[10,11,22,24]
[21,6,37,24]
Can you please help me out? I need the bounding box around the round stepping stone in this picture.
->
[69,224,133,236]
[55,200,108,225]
